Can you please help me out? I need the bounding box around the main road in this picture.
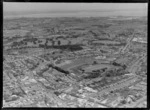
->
[120,32,135,54]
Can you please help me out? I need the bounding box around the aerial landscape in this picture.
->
[3,3,147,108]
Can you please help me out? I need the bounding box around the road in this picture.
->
[120,33,135,54]
[128,53,146,74]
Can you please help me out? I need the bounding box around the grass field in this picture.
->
[60,57,95,70]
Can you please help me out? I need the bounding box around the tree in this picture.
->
[58,40,61,46]
[93,61,98,65]
[122,64,127,69]
[106,73,111,77]
[81,69,85,73]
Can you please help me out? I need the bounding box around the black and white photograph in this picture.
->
[3,3,147,108]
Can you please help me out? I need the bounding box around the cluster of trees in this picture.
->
[112,61,127,69]
[112,62,122,66]
[105,68,128,77]
[47,64,70,75]
[89,77,108,89]
[11,36,83,52]
[53,66,70,75]
[40,44,83,51]
[11,41,25,48]
[92,67,107,73]
[11,37,39,48]
[83,68,108,79]
[83,71,101,79]
[83,62,128,79]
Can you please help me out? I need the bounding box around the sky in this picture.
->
[3,3,148,17]
[4,3,147,12]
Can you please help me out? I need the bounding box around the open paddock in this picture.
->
[60,57,95,70]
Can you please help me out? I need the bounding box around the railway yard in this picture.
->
[3,16,147,108]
